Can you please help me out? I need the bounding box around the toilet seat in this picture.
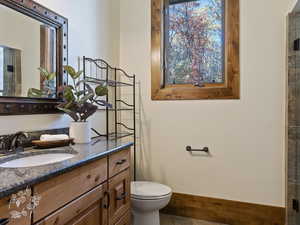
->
[131,181,172,200]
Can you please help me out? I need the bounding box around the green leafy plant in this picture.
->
[57,65,112,122]
[27,68,56,98]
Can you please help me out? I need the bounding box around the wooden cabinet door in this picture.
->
[34,158,107,222]
[67,202,105,225]
[35,184,108,225]
[113,211,131,225]
[0,191,31,225]
[108,169,131,225]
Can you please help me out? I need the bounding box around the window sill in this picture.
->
[152,85,239,100]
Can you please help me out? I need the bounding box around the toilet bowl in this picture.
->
[131,181,172,225]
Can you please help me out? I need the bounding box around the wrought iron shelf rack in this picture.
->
[83,57,137,180]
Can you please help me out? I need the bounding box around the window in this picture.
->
[151,0,240,100]
[165,0,225,85]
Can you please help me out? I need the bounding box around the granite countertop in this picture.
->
[0,137,133,199]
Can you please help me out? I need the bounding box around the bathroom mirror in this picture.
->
[0,0,68,115]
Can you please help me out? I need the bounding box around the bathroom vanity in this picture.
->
[0,138,133,225]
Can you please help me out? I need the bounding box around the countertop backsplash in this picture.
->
[0,128,69,154]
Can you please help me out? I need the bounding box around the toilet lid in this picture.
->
[131,181,172,200]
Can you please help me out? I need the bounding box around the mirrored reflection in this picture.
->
[0,4,57,99]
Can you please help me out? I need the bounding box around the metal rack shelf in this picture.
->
[84,76,134,87]
[97,108,134,112]
[109,132,134,140]
[116,100,134,107]
[83,56,137,180]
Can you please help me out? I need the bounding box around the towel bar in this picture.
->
[186,146,209,153]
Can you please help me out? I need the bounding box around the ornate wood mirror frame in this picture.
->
[0,0,68,115]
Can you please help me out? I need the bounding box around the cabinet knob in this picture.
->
[116,193,126,201]
[94,175,100,183]
[54,217,60,225]
[116,159,126,165]
[103,192,110,209]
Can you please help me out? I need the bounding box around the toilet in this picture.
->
[131,181,172,225]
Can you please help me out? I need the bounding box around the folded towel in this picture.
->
[40,134,69,141]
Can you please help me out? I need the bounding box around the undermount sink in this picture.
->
[0,153,75,168]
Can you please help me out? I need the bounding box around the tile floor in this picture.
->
[160,214,228,225]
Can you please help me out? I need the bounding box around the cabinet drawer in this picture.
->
[35,184,108,225]
[33,157,107,222]
[109,169,131,224]
[112,211,131,225]
[0,192,31,225]
[109,148,130,178]
[68,203,103,225]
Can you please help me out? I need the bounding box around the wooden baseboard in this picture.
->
[161,193,285,225]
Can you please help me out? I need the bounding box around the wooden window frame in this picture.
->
[151,0,240,100]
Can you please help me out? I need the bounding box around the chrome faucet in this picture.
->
[0,132,29,155]
[9,132,29,153]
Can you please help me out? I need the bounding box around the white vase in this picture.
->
[69,121,91,144]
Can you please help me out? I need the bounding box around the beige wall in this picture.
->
[0,0,298,208]
[119,0,297,207]
[0,0,119,135]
